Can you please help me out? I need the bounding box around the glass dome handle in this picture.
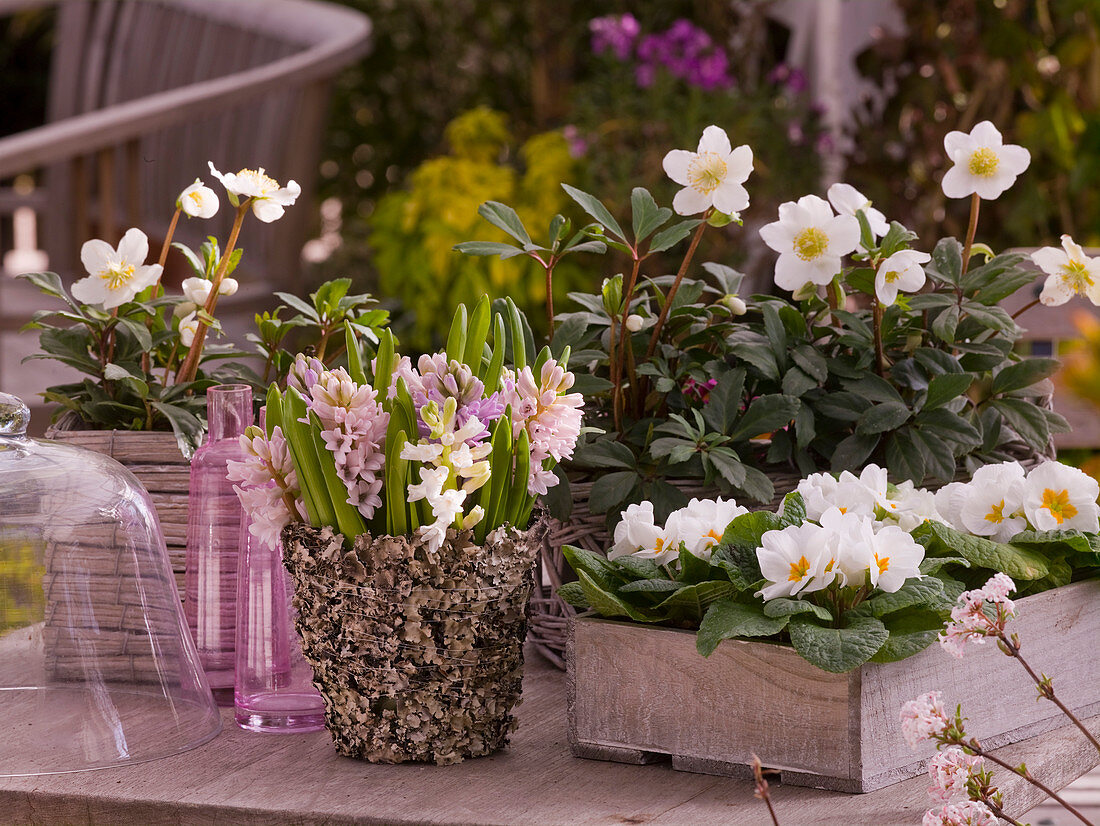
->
[0,393,30,436]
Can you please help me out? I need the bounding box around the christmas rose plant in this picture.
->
[229,296,583,549]
[560,459,1100,673]
[458,121,1092,529]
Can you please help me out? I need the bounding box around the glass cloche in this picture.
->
[0,393,221,775]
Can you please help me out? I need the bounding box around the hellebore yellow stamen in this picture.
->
[793,227,829,262]
[968,147,999,178]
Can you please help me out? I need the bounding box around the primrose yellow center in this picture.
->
[967,147,1000,178]
[653,537,666,554]
[787,555,812,582]
[688,152,728,194]
[1061,259,1095,293]
[875,554,890,576]
[99,262,136,290]
[883,269,901,284]
[984,499,1006,524]
[236,167,279,195]
[793,227,829,262]
[705,529,722,545]
[1041,488,1078,524]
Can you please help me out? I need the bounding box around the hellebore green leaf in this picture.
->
[696,599,789,657]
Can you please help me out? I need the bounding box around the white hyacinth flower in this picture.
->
[875,249,931,306]
[177,178,219,219]
[71,228,163,310]
[759,194,860,291]
[662,125,753,216]
[1022,461,1100,533]
[208,161,301,222]
[940,121,1030,200]
[1032,234,1100,307]
[827,182,889,239]
[178,311,199,348]
[958,462,1028,542]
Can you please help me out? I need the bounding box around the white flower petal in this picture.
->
[758,219,793,254]
[998,144,1031,175]
[672,186,712,216]
[940,166,974,199]
[711,180,749,215]
[697,125,732,157]
[79,239,115,276]
[251,198,286,223]
[1030,246,1068,275]
[70,276,104,306]
[662,150,695,186]
[773,254,812,291]
[970,120,1004,147]
[825,214,861,256]
[726,144,754,183]
[1040,277,1074,306]
[797,194,834,225]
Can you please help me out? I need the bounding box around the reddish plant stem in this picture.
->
[752,756,781,826]
[872,297,885,376]
[965,741,1093,826]
[961,192,981,279]
[612,255,642,432]
[175,200,250,384]
[1011,297,1041,320]
[645,212,711,360]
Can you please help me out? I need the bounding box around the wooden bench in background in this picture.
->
[0,0,371,428]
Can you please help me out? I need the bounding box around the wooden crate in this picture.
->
[567,578,1100,793]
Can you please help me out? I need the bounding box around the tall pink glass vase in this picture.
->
[234,514,325,733]
[184,383,252,705]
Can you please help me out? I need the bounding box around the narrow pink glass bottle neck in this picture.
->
[206,385,252,442]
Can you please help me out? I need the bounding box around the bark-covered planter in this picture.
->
[567,577,1100,793]
[283,520,544,765]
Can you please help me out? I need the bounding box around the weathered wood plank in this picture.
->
[0,647,1094,826]
[569,578,1100,792]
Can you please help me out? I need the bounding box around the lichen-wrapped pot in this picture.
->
[0,393,220,776]
[282,518,545,765]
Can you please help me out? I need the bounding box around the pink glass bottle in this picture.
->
[184,383,252,705]
[234,513,325,733]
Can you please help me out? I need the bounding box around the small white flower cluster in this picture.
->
[935,460,1100,541]
[939,573,1016,659]
[607,498,748,565]
[900,690,951,750]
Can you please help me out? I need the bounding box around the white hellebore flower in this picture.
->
[178,311,200,348]
[958,462,1027,542]
[71,227,163,309]
[1032,234,1100,307]
[181,276,239,308]
[177,178,219,219]
[759,195,860,291]
[208,161,301,223]
[756,522,836,600]
[875,249,931,306]
[624,314,644,332]
[662,125,753,217]
[1023,461,1100,533]
[827,183,889,239]
[941,121,1030,201]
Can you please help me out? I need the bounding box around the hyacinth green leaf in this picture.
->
[264,384,283,440]
[479,410,514,540]
[504,297,526,370]
[557,344,571,371]
[281,387,331,528]
[308,411,367,539]
[445,303,468,364]
[344,322,367,386]
[373,328,396,401]
[483,313,507,393]
[385,428,409,538]
[533,344,552,376]
[463,295,492,373]
[504,427,531,527]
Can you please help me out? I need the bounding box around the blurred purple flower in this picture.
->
[768,63,808,94]
[590,14,640,61]
[631,19,733,91]
[683,376,719,404]
[635,62,656,88]
[562,125,589,159]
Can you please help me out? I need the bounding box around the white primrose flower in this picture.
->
[758,194,860,291]
[756,522,837,600]
[177,311,199,348]
[71,227,163,309]
[889,481,943,532]
[875,249,931,306]
[827,182,889,239]
[177,178,219,218]
[608,501,666,561]
[664,497,747,561]
[208,161,301,223]
[1032,234,1100,307]
[1023,461,1100,533]
[796,471,840,521]
[958,462,1028,542]
[865,522,925,593]
[662,125,753,217]
[933,482,969,533]
[940,121,1030,201]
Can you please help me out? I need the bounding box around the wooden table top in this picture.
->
[2,647,1097,826]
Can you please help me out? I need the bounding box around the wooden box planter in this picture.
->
[566,578,1100,793]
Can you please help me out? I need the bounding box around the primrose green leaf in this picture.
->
[869,610,945,664]
[557,581,589,609]
[577,570,659,622]
[920,521,1049,580]
[865,576,949,617]
[696,599,789,656]
[762,598,832,621]
[788,615,889,673]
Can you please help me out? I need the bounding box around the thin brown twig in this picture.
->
[752,755,781,826]
[644,211,711,359]
[961,192,981,278]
